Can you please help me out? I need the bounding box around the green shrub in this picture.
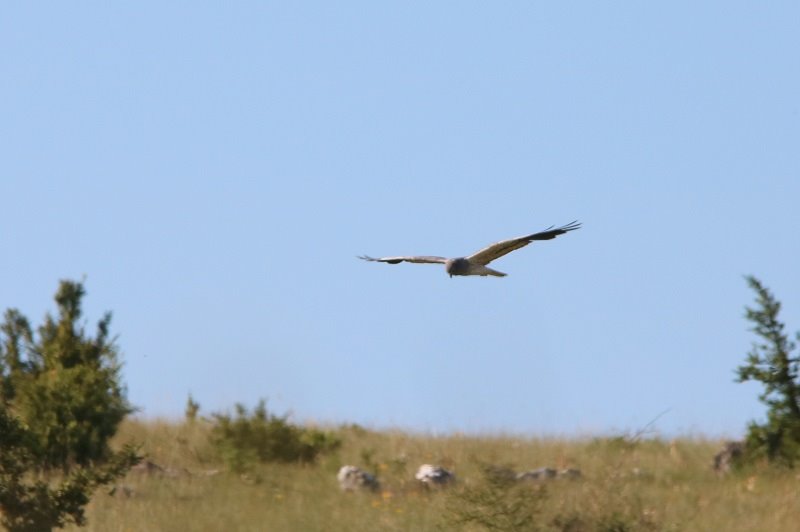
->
[0,280,133,471]
[444,462,660,532]
[210,400,340,472]
[444,463,548,531]
[185,394,200,422]
[0,406,140,532]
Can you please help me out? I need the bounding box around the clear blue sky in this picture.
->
[2,2,798,437]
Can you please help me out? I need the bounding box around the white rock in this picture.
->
[337,465,380,492]
[415,464,455,486]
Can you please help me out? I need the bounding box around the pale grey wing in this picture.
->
[358,255,448,265]
[466,220,581,265]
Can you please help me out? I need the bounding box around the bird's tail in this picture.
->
[483,267,507,277]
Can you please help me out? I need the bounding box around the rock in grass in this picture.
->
[557,468,582,479]
[337,465,380,492]
[415,464,455,487]
[516,467,557,481]
[516,467,582,481]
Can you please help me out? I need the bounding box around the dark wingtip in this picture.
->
[529,220,582,240]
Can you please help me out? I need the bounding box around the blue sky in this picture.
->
[2,2,798,437]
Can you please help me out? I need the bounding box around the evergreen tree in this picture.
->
[0,280,134,471]
[0,279,139,530]
[736,276,800,465]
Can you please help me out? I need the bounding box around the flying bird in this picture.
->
[358,220,580,278]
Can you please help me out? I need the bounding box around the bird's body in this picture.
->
[445,257,506,277]
[359,221,580,278]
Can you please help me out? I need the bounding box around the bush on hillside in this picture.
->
[185,394,200,422]
[210,400,340,472]
[444,462,659,532]
[444,463,548,531]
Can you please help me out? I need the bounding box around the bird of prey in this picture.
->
[358,220,580,278]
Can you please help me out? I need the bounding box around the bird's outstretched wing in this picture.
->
[466,220,581,265]
[358,255,448,265]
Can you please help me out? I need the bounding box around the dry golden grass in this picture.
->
[65,419,800,531]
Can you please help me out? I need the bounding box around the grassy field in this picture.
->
[65,419,800,532]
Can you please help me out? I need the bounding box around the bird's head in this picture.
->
[445,258,466,277]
